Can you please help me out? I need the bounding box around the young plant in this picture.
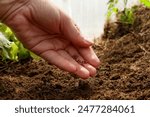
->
[107,0,135,24]
[107,0,119,19]
[0,23,39,61]
[119,6,135,24]
[0,23,19,61]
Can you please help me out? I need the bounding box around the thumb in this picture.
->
[60,13,93,47]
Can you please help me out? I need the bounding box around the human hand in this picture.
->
[1,0,100,79]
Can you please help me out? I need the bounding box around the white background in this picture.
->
[0,100,150,117]
[53,0,139,39]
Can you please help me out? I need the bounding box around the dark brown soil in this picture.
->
[0,6,150,100]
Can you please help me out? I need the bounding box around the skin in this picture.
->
[0,0,100,79]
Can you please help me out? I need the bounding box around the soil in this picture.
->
[0,6,150,100]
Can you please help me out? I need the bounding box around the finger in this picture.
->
[60,13,93,47]
[83,64,97,77]
[78,47,100,67]
[65,46,97,77]
[57,50,90,79]
[40,50,77,73]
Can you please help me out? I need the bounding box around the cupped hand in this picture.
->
[4,0,100,79]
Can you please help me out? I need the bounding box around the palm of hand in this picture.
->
[5,0,100,78]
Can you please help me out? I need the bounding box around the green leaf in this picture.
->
[0,32,11,48]
[140,0,150,8]
[9,42,18,61]
[119,8,135,24]
[0,32,11,60]
[17,42,30,59]
[0,23,36,61]
[113,7,118,13]
[30,51,41,61]
[0,23,7,33]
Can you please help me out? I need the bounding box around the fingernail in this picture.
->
[82,35,94,45]
[84,39,94,45]
[78,67,90,79]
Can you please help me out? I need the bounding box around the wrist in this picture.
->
[0,0,29,23]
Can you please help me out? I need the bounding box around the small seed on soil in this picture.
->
[72,55,87,65]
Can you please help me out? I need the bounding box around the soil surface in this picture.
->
[0,6,150,100]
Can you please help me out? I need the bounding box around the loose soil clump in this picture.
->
[0,6,150,100]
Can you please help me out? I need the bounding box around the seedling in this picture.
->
[107,0,136,24]
[0,23,39,61]
[107,0,119,19]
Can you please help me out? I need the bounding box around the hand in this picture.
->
[3,0,100,79]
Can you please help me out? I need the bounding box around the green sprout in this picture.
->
[107,0,150,24]
[107,0,119,19]
[107,0,135,24]
[0,23,39,61]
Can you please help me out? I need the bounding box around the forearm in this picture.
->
[0,0,29,23]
